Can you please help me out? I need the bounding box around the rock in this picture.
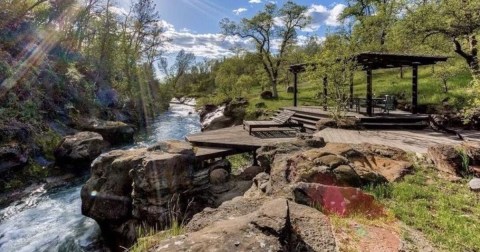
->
[428,144,463,177]
[0,143,29,174]
[296,133,326,148]
[210,169,229,185]
[337,117,361,129]
[206,159,232,173]
[263,143,411,191]
[198,104,218,121]
[130,146,196,224]
[79,119,135,146]
[251,172,272,195]
[293,182,384,217]
[54,131,109,170]
[238,165,265,181]
[469,165,480,177]
[81,149,145,223]
[153,199,336,252]
[286,86,295,93]
[462,142,480,165]
[201,99,247,131]
[469,178,480,192]
[260,90,273,99]
[316,119,337,131]
[81,140,256,248]
[147,140,193,155]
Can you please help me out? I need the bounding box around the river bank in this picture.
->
[0,102,201,251]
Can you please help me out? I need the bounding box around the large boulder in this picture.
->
[54,131,109,171]
[293,182,384,217]
[151,198,336,252]
[261,142,412,192]
[81,140,246,249]
[77,119,135,146]
[200,98,248,131]
[427,144,464,177]
[0,143,29,174]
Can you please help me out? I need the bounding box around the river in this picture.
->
[0,103,201,252]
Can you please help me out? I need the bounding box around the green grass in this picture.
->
[366,165,480,251]
[199,64,473,117]
[227,153,251,172]
[130,221,185,252]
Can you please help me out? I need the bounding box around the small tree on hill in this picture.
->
[220,1,310,98]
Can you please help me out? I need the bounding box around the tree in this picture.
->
[340,0,400,51]
[306,35,358,121]
[160,49,196,95]
[408,0,480,82]
[220,1,310,98]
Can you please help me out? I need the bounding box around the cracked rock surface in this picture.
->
[152,198,336,252]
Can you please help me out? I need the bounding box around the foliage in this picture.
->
[306,34,358,121]
[34,128,62,160]
[221,1,310,98]
[130,221,184,252]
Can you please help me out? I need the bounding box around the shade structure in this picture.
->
[288,52,448,115]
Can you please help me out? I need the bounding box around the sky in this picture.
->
[116,0,346,60]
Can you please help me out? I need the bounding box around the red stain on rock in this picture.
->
[293,182,384,217]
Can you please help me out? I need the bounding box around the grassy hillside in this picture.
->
[219,64,473,117]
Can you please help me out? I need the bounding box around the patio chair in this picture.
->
[375,95,396,114]
[243,110,303,135]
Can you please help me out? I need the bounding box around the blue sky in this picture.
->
[115,0,346,59]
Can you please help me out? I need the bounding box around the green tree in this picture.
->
[220,1,310,98]
[407,0,480,82]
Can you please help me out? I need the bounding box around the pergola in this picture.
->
[289,52,448,116]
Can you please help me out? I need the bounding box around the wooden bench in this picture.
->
[243,110,303,135]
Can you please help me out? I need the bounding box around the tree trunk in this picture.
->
[271,79,278,98]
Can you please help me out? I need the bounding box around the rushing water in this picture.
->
[0,103,201,252]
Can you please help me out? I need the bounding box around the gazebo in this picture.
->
[289,52,448,116]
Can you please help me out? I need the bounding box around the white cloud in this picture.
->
[233,8,248,15]
[303,4,346,32]
[160,20,254,59]
[249,0,262,3]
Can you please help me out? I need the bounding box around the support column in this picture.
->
[349,72,354,109]
[293,72,298,107]
[366,68,373,116]
[412,64,419,114]
[323,76,328,111]
[252,150,258,166]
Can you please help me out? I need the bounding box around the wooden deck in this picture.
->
[315,128,465,153]
[186,125,297,151]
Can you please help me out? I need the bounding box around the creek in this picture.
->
[0,102,201,252]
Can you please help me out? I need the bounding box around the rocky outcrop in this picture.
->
[200,98,248,131]
[0,143,29,174]
[132,135,425,251]
[81,140,253,250]
[76,119,135,145]
[259,141,412,193]
[54,131,109,171]
[152,198,337,252]
[428,144,464,177]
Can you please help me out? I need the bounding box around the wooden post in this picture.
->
[293,72,298,107]
[412,64,419,114]
[349,72,354,109]
[323,76,328,111]
[252,150,258,166]
[366,68,373,116]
